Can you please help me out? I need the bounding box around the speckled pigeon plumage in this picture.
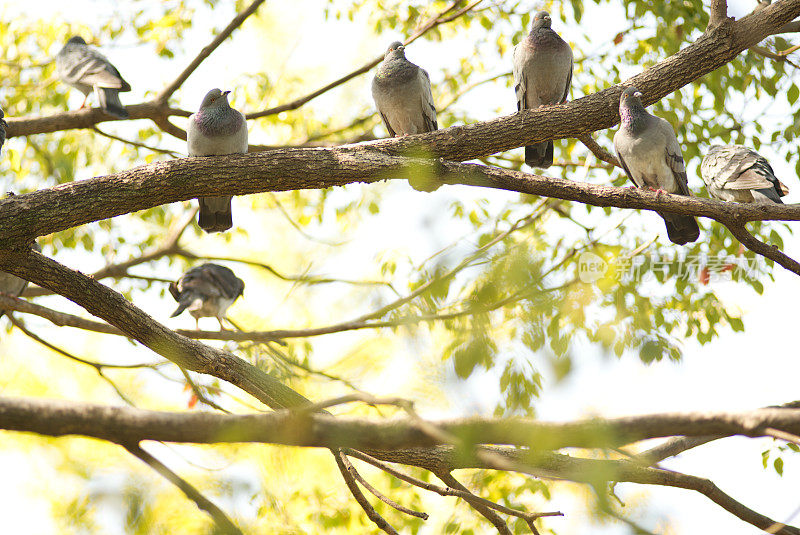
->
[169,263,244,330]
[372,41,438,137]
[187,88,248,233]
[701,145,788,203]
[613,87,700,245]
[56,36,131,119]
[0,106,7,154]
[512,11,573,169]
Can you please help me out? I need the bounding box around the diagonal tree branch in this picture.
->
[0,249,310,411]
[245,0,481,120]
[156,0,267,103]
[124,442,243,535]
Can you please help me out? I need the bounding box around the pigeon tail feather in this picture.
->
[97,88,128,119]
[661,213,700,245]
[753,188,784,204]
[525,141,553,168]
[171,300,190,318]
[198,197,233,233]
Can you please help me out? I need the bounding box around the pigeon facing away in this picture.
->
[187,88,248,233]
[56,36,131,119]
[700,145,788,203]
[169,263,244,330]
[613,87,700,245]
[0,106,7,154]
[513,11,573,169]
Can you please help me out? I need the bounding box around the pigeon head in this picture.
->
[619,86,647,128]
[67,36,87,45]
[199,88,232,110]
[619,86,644,106]
[385,41,406,60]
[532,11,552,29]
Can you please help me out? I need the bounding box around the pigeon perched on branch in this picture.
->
[169,263,244,330]
[372,41,438,137]
[701,145,788,203]
[56,36,131,119]
[512,11,573,168]
[372,42,440,191]
[187,88,248,233]
[613,87,700,245]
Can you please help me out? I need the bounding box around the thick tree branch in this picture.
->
[156,0,267,103]
[4,397,798,534]
[708,0,730,29]
[4,396,800,451]
[0,250,311,411]
[124,443,243,535]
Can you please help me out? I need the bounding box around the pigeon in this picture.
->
[187,88,248,233]
[0,214,40,319]
[700,145,788,203]
[512,11,573,169]
[372,41,438,137]
[169,263,244,330]
[56,36,131,119]
[372,42,440,191]
[0,270,31,320]
[613,87,700,245]
[0,106,7,154]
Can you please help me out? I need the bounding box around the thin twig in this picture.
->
[124,442,243,535]
[157,0,267,102]
[332,450,399,535]
[245,0,482,119]
[339,454,429,520]
[91,126,181,157]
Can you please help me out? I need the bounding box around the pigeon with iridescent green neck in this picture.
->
[187,88,248,233]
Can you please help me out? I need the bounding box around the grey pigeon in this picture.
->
[701,145,788,203]
[56,36,131,119]
[613,87,700,245]
[372,42,439,191]
[0,106,7,154]
[169,263,244,330]
[0,208,40,319]
[187,88,248,233]
[372,42,438,138]
[0,270,30,320]
[512,11,573,169]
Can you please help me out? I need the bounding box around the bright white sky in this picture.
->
[1,0,798,534]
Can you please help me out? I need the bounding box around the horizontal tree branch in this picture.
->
[2,396,800,451]
[4,396,799,534]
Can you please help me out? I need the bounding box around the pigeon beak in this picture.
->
[633,91,642,98]
[222,90,231,96]
[397,45,405,52]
